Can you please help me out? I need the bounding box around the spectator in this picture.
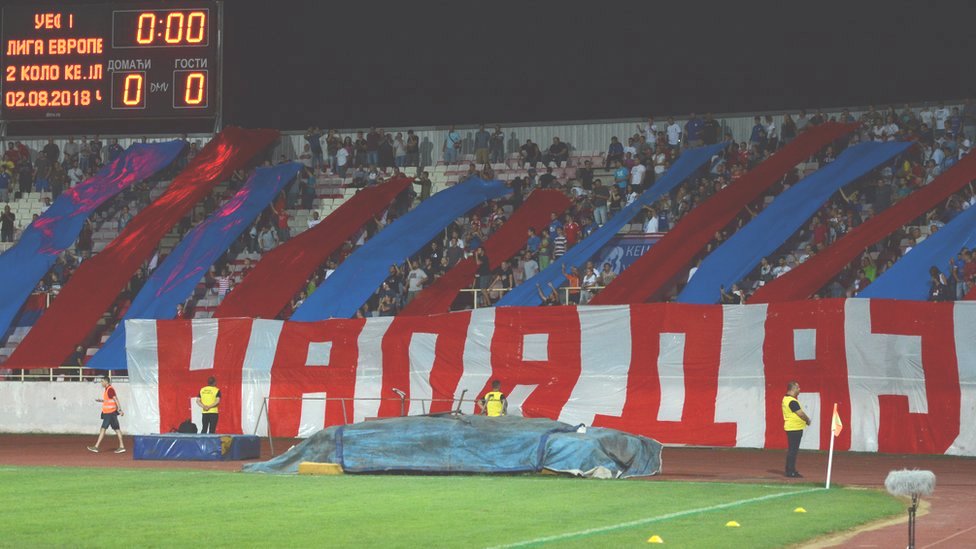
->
[630,159,647,190]
[538,166,557,188]
[599,262,616,285]
[443,125,461,163]
[605,137,624,167]
[580,265,598,304]
[552,227,568,259]
[638,116,658,144]
[526,228,541,254]
[702,113,721,145]
[68,160,84,187]
[521,251,539,281]
[749,116,767,150]
[519,139,541,167]
[547,137,569,166]
[665,117,682,151]
[489,125,505,164]
[43,138,60,165]
[560,264,581,304]
[934,101,950,139]
[215,268,232,303]
[928,266,950,301]
[106,139,123,164]
[1,205,15,242]
[780,114,797,146]
[563,214,580,246]
[393,132,407,168]
[474,125,491,165]
[63,136,79,168]
[0,164,10,203]
[406,130,420,167]
[684,112,704,147]
[258,225,278,252]
[117,206,133,231]
[366,127,382,167]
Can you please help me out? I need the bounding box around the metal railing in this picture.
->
[458,285,606,308]
[0,367,125,382]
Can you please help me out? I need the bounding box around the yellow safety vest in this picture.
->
[484,391,505,417]
[200,386,220,414]
[782,395,806,432]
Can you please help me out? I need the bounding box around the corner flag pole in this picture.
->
[825,402,843,489]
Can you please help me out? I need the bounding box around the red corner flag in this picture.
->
[831,403,843,437]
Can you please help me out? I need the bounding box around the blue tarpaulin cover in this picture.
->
[133,434,261,461]
[497,143,725,307]
[679,141,911,304]
[89,162,301,370]
[859,200,976,300]
[243,415,662,478]
[292,177,511,320]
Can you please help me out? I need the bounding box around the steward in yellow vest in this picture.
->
[478,380,508,417]
[197,376,222,434]
[782,381,811,478]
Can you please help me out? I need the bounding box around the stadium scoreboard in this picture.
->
[1,2,222,121]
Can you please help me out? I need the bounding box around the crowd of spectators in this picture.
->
[7,100,976,370]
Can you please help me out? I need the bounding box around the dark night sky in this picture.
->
[5,0,976,131]
[220,0,976,130]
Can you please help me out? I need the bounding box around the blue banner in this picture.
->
[859,203,976,300]
[292,177,511,320]
[679,141,911,304]
[89,162,301,369]
[0,141,184,339]
[497,143,725,307]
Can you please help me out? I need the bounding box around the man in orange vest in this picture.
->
[87,375,126,454]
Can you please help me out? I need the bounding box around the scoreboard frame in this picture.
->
[0,2,224,124]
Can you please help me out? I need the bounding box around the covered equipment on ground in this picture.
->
[243,415,662,478]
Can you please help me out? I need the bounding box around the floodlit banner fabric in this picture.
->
[291,177,511,320]
[0,141,183,338]
[6,127,278,368]
[753,151,976,302]
[89,163,301,370]
[243,416,662,478]
[497,143,725,307]
[401,189,571,315]
[859,202,976,300]
[215,177,413,319]
[679,141,911,304]
[591,122,858,305]
[126,299,975,456]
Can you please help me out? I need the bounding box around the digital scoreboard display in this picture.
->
[1,2,221,121]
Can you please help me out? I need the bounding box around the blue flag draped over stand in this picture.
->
[497,143,726,307]
[89,162,302,370]
[0,141,184,339]
[679,141,911,304]
[859,201,976,300]
[292,177,511,320]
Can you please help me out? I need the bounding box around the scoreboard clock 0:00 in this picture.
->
[1,2,221,121]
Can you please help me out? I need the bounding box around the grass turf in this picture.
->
[0,467,903,547]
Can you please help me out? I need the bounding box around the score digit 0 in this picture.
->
[111,71,146,109]
[173,70,208,108]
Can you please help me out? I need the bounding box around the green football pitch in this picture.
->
[0,467,903,547]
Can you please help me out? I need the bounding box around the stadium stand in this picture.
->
[2,100,976,375]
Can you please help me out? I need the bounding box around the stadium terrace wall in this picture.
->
[4,100,965,167]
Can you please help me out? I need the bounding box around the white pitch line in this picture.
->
[488,486,824,548]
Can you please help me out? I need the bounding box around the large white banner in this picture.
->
[125,300,976,455]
